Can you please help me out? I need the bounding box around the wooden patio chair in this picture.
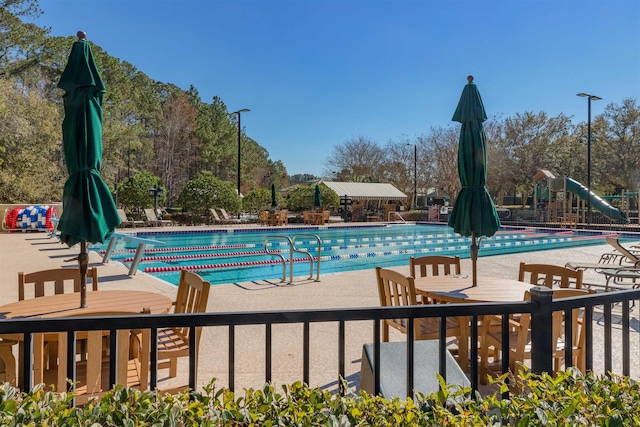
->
[0,340,16,386]
[376,267,461,343]
[410,255,461,278]
[302,211,312,225]
[279,210,289,226]
[518,262,583,289]
[549,289,593,373]
[19,267,99,301]
[17,267,100,379]
[409,255,461,304]
[479,288,591,385]
[156,270,210,382]
[321,210,330,224]
[47,309,151,405]
[259,211,269,226]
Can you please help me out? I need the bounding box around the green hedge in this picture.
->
[0,368,637,426]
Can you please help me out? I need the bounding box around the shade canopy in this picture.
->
[447,77,500,238]
[313,184,322,208]
[57,38,120,246]
[321,182,407,202]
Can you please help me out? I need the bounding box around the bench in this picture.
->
[359,340,469,399]
[101,232,165,275]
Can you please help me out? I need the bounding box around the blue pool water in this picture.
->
[91,224,618,286]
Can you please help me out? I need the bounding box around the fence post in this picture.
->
[530,286,553,374]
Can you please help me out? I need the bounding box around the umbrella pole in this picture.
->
[470,233,478,287]
[79,241,88,308]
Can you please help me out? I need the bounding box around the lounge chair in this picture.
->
[565,251,629,272]
[208,208,222,225]
[606,236,640,266]
[117,209,144,228]
[210,208,235,225]
[219,208,247,224]
[565,238,640,292]
[144,209,171,227]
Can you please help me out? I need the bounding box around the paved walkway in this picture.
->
[1,227,639,394]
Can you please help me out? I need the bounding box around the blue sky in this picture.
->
[36,0,640,177]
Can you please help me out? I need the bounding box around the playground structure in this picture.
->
[532,169,635,226]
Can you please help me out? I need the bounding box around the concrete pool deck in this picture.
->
[1,225,639,394]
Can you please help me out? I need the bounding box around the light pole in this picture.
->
[230,108,250,219]
[406,143,417,209]
[577,93,601,225]
[147,184,163,217]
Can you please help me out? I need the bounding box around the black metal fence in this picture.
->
[0,286,638,403]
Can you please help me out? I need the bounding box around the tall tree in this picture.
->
[382,137,416,203]
[419,127,459,203]
[0,76,63,202]
[323,135,385,182]
[0,0,49,78]
[196,95,237,179]
[152,92,198,204]
[491,111,572,206]
[592,98,640,194]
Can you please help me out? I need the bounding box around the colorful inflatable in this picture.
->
[3,205,56,231]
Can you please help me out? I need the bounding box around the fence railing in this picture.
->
[0,286,638,403]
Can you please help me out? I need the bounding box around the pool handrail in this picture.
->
[291,234,322,281]
[102,232,166,275]
[265,235,293,283]
[388,211,407,222]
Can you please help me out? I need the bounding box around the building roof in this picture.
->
[320,181,407,201]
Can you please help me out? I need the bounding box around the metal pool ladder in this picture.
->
[264,234,321,283]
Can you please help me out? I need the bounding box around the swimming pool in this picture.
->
[92,224,619,286]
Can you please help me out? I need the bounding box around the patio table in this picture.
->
[412,275,534,371]
[413,275,534,303]
[0,290,172,388]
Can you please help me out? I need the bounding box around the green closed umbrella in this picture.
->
[271,184,278,208]
[447,76,500,286]
[57,32,120,307]
[313,184,322,210]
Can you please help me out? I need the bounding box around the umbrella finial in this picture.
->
[77,30,87,40]
[467,75,474,84]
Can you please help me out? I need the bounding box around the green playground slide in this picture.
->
[565,178,629,223]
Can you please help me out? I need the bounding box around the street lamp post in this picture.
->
[406,143,417,209]
[147,184,163,218]
[230,109,250,219]
[577,93,602,225]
